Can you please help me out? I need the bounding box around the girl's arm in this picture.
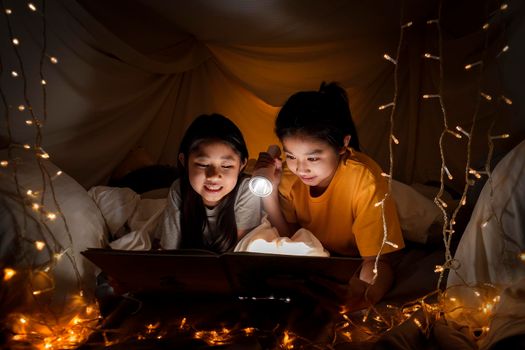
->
[254,151,297,237]
[346,254,395,311]
[262,193,295,237]
[308,253,395,313]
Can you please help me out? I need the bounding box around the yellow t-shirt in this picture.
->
[279,148,404,257]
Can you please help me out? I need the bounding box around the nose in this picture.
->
[205,165,221,179]
[295,160,309,175]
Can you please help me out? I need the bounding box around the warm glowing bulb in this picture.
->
[32,203,40,210]
[402,21,413,28]
[501,95,512,105]
[11,71,18,77]
[501,3,508,10]
[3,268,16,281]
[28,3,37,11]
[464,61,482,70]
[386,241,399,248]
[383,53,397,64]
[0,160,8,167]
[423,94,439,99]
[41,79,47,85]
[482,23,490,30]
[434,265,444,273]
[480,92,492,101]
[444,166,453,180]
[491,133,510,140]
[20,317,27,324]
[18,105,26,111]
[35,241,46,250]
[391,134,399,144]
[5,8,12,14]
[423,53,440,60]
[25,120,33,125]
[23,144,31,149]
[12,38,20,45]
[39,152,50,159]
[378,102,394,110]
[47,212,56,220]
[520,252,525,262]
[49,56,58,64]
[456,126,470,137]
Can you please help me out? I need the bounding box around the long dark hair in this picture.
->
[275,81,360,152]
[177,114,249,253]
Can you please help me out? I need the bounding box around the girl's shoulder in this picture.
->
[341,149,384,182]
[168,178,182,202]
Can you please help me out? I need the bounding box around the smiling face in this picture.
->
[184,140,246,207]
[282,133,344,193]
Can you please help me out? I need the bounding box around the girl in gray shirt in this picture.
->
[155,114,261,253]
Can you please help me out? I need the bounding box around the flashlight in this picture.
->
[248,145,281,197]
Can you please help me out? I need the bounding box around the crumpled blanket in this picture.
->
[234,216,329,257]
[88,186,167,250]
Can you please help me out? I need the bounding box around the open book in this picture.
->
[82,248,362,298]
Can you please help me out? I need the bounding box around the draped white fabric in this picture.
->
[1,0,524,189]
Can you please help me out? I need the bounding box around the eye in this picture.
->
[285,154,296,160]
[195,163,208,168]
[222,165,234,169]
[307,157,319,162]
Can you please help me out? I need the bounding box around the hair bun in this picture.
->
[318,81,348,104]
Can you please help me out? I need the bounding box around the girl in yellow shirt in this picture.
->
[258,82,404,311]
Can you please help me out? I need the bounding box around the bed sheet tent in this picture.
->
[1,0,525,349]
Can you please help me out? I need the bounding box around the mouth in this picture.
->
[300,176,316,183]
[204,184,223,193]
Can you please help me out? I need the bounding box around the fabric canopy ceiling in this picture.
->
[1,0,524,190]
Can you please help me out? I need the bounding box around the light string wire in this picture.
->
[1,0,84,292]
[1,1,98,349]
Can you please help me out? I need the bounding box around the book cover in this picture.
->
[82,248,362,298]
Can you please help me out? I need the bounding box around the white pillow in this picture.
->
[0,148,107,312]
[391,180,442,244]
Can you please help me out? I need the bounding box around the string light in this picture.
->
[12,37,20,45]
[35,241,46,250]
[378,102,394,110]
[464,60,482,70]
[455,126,470,137]
[383,53,397,64]
[423,53,440,60]
[490,133,509,140]
[500,95,512,105]
[28,3,37,12]
[3,268,17,281]
[480,92,492,101]
[1,160,8,167]
[422,94,440,99]
[444,166,453,180]
[497,45,509,57]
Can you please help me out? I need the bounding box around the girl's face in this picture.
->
[282,134,343,192]
[185,140,246,207]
